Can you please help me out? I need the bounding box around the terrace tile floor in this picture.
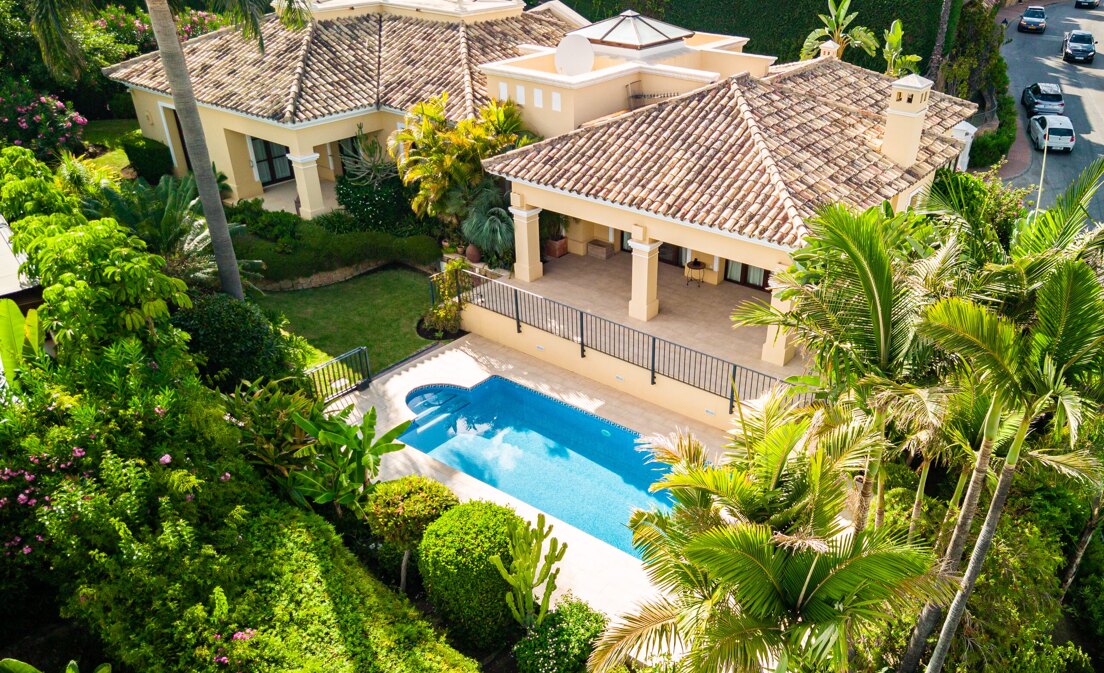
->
[340,334,732,617]
[502,252,807,380]
[256,178,338,214]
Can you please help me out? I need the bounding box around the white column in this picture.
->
[510,199,543,282]
[761,290,796,366]
[287,151,328,219]
[951,120,978,172]
[628,236,660,321]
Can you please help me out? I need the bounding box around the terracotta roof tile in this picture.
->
[485,62,975,249]
[103,10,572,123]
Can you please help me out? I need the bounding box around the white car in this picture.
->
[1028,114,1076,152]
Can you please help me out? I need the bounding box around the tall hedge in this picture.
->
[119,131,174,182]
[563,0,958,70]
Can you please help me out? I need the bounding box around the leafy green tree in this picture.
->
[800,0,877,60]
[12,212,190,353]
[23,0,313,300]
[588,393,948,673]
[366,475,459,592]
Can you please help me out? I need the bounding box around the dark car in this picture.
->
[1075,0,1099,8]
[1063,30,1097,62]
[1021,82,1066,115]
[1018,5,1048,32]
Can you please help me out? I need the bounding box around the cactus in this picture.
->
[490,513,567,631]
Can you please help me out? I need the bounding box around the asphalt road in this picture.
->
[1001,1,1104,220]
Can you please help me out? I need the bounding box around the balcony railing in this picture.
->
[433,269,792,412]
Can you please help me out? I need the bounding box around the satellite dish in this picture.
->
[554,34,595,76]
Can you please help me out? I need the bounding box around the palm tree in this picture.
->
[800,0,878,60]
[898,158,1104,672]
[587,392,948,673]
[25,0,310,300]
[734,204,947,533]
[919,263,1104,673]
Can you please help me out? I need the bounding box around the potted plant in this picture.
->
[464,242,482,263]
[541,211,568,258]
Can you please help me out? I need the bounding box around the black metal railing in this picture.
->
[434,269,789,411]
[306,347,372,402]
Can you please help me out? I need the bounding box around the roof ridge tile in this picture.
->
[281,19,317,123]
[726,78,806,239]
[457,21,477,118]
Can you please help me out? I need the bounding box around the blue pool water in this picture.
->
[398,377,669,556]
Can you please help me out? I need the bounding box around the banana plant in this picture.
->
[0,659,109,673]
[0,298,44,390]
[291,407,410,519]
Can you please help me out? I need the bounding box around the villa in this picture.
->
[101,0,980,614]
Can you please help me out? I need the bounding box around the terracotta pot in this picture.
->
[465,243,482,263]
[544,237,569,258]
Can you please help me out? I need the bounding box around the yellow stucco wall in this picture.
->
[128,88,406,204]
[512,182,793,274]
[461,304,737,430]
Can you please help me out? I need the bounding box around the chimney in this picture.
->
[819,39,841,59]
[881,73,933,168]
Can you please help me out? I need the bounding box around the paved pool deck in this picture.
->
[338,334,731,617]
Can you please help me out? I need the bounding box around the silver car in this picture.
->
[1021,82,1066,115]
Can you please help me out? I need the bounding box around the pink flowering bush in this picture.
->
[0,82,86,160]
[93,5,224,55]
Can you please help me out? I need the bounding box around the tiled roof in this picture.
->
[765,58,977,134]
[485,59,976,249]
[103,9,573,123]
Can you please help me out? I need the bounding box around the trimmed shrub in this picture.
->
[313,208,360,234]
[119,131,173,182]
[225,197,267,227]
[395,234,443,266]
[172,293,304,390]
[969,93,1017,169]
[232,222,439,281]
[335,174,434,237]
[418,501,523,649]
[108,92,136,119]
[251,209,301,244]
[514,596,607,673]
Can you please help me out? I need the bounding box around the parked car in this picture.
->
[1075,0,1099,8]
[1028,115,1076,152]
[1018,5,1048,32]
[1021,82,1066,115]
[1063,30,1097,62]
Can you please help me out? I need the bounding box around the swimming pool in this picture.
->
[399,377,669,556]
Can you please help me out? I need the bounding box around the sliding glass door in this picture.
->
[724,260,770,290]
[250,138,293,186]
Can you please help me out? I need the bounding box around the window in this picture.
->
[552,92,562,112]
[724,260,771,290]
[515,85,525,105]
[498,82,508,100]
[533,88,543,109]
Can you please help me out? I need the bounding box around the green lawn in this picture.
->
[83,118,140,172]
[256,266,435,371]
